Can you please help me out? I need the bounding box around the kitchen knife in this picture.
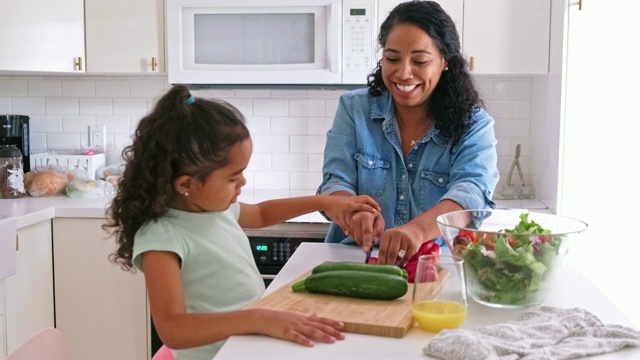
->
[364,248,372,264]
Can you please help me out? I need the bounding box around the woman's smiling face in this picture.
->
[381,23,447,110]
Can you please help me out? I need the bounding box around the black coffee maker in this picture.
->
[0,115,30,172]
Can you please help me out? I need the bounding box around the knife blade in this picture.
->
[364,248,372,264]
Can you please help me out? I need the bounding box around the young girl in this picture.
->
[105,85,379,360]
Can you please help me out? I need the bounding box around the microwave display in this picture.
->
[350,8,366,16]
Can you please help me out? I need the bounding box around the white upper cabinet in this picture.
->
[462,0,551,74]
[0,0,85,73]
[85,0,165,73]
[377,0,463,38]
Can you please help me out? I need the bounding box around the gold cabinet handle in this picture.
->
[151,57,158,72]
[579,0,582,10]
[469,56,475,71]
[16,234,19,251]
[74,57,83,71]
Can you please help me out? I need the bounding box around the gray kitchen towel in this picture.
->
[423,306,640,360]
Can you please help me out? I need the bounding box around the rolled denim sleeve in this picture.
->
[441,109,499,210]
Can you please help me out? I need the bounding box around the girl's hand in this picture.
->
[255,309,345,346]
[324,195,380,235]
[347,210,385,252]
[377,223,425,266]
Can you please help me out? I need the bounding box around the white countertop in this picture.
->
[215,243,639,360]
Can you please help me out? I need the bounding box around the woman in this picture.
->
[318,1,499,265]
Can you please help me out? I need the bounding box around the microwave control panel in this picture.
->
[343,1,374,77]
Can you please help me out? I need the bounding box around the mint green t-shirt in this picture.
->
[133,202,265,360]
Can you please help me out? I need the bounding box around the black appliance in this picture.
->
[0,115,30,172]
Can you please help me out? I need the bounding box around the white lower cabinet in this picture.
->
[52,218,148,360]
[3,220,55,356]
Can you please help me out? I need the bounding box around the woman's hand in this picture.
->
[323,195,380,235]
[346,210,385,252]
[377,223,425,266]
[254,309,345,347]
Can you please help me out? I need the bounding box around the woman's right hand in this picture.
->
[254,309,345,346]
[347,210,385,252]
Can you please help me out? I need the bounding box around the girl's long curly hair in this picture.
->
[367,1,482,148]
[104,85,250,271]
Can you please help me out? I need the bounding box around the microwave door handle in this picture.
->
[327,3,341,74]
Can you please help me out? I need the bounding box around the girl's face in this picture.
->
[381,23,447,111]
[177,139,251,212]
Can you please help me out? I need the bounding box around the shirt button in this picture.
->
[402,175,406,179]
[399,195,405,200]
[368,160,373,165]
[438,178,444,183]
[408,164,413,169]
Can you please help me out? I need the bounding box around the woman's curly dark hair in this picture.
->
[104,84,250,271]
[367,1,482,148]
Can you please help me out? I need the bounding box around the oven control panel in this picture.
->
[249,236,325,275]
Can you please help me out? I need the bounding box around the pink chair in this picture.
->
[152,345,175,360]
[6,327,68,360]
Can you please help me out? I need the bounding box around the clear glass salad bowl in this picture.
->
[436,209,588,309]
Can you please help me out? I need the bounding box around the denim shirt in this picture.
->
[318,88,499,244]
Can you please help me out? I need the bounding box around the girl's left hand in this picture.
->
[324,195,380,235]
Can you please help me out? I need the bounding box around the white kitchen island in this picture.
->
[215,243,640,360]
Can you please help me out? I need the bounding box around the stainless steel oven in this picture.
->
[244,222,330,287]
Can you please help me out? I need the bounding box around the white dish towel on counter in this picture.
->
[423,306,640,360]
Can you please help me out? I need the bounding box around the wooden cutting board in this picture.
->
[246,265,448,338]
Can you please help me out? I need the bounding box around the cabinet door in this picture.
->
[3,221,55,355]
[0,0,84,72]
[85,0,165,73]
[463,0,551,74]
[53,218,148,360]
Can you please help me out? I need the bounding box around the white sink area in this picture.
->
[0,214,17,279]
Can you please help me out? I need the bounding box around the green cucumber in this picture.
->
[291,270,408,300]
[312,261,409,280]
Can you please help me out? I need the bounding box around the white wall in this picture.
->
[1,74,534,194]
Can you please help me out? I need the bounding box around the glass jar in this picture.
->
[0,145,26,198]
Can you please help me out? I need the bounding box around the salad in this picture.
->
[452,213,564,306]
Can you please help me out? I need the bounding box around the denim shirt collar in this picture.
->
[370,90,450,148]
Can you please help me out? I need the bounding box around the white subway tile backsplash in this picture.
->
[62,80,96,97]
[28,80,62,97]
[13,97,45,114]
[0,79,27,96]
[96,80,130,98]
[271,116,306,135]
[47,132,82,150]
[289,99,325,116]
[0,98,11,113]
[290,135,326,153]
[63,116,95,132]
[29,115,63,133]
[252,134,289,153]
[80,98,113,115]
[113,98,148,116]
[306,117,333,135]
[254,98,288,116]
[130,79,166,98]
[247,153,272,171]
[273,153,308,171]
[45,98,79,115]
[245,116,270,134]
[97,115,131,133]
[253,171,289,189]
[1,74,533,193]
[290,171,322,190]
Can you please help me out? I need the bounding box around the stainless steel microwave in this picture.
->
[166,0,381,86]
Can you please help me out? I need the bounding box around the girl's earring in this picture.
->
[184,192,189,197]
[444,67,449,71]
